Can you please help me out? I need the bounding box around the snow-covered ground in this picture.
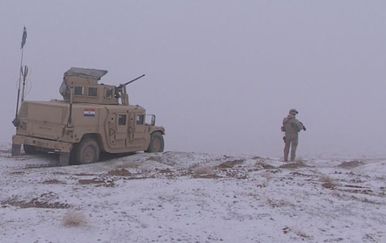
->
[0,146,385,243]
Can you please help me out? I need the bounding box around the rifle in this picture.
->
[300,122,306,131]
[115,74,145,98]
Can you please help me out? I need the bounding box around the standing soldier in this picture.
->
[281,109,306,162]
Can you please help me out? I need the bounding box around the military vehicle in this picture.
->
[11,67,165,165]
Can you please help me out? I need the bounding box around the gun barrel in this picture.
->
[121,74,145,87]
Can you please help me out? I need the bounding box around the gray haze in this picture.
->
[1,0,386,158]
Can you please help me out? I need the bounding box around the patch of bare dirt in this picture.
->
[107,168,131,176]
[282,226,312,240]
[9,171,25,175]
[191,166,220,179]
[290,171,313,177]
[52,171,69,175]
[335,184,375,196]
[157,168,173,174]
[217,159,245,169]
[74,173,97,176]
[78,177,115,187]
[279,161,307,169]
[146,155,162,162]
[24,163,55,169]
[223,169,248,179]
[267,198,294,208]
[42,179,66,184]
[338,160,364,169]
[1,193,71,209]
[339,188,374,195]
[256,161,276,169]
[344,194,384,205]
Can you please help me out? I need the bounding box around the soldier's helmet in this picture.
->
[289,109,298,115]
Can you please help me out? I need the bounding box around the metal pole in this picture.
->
[13,48,24,126]
[13,27,27,127]
[21,66,28,102]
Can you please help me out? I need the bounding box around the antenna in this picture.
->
[21,65,28,102]
[13,26,27,127]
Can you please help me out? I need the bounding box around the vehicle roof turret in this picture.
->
[59,67,119,105]
[64,67,108,81]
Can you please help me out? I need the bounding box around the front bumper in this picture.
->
[12,135,72,153]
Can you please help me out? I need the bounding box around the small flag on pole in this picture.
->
[21,27,27,49]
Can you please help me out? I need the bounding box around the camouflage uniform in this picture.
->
[282,109,306,162]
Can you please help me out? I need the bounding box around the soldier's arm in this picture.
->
[293,119,304,131]
[299,121,306,131]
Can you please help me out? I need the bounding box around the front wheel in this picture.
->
[75,137,100,164]
[145,132,164,153]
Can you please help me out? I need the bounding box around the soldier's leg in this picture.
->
[290,137,298,161]
[283,138,290,161]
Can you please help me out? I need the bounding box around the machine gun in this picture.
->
[115,74,145,99]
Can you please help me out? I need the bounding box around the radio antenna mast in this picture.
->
[13,26,27,127]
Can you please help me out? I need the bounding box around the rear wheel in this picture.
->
[24,144,37,154]
[75,137,100,164]
[146,132,164,153]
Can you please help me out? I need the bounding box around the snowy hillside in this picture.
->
[0,147,385,242]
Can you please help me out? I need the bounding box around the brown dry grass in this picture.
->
[108,168,131,176]
[338,160,364,169]
[146,156,162,162]
[63,211,87,227]
[74,173,97,176]
[256,161,276,169]
[191,166,220,179]
[320,176,337,190]
[1,197,70,209]
[42,179,66,184]
[279,161,307,169]
[267,198,294,208]
[9,171,25,175]
[78,178,115,187]
[217,159,245,169]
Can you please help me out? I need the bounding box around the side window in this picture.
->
[88,87,97,97]
[105,88,113,99]
[118,114,127,126]
[74,86,83,96]
[136,114,144,125]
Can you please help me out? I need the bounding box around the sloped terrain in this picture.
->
[0,147,385,242]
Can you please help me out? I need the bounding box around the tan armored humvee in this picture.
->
[12,67,165,165]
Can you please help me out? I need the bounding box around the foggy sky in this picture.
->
[1,0,386,158]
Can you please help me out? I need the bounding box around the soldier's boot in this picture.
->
[11,144,21,156]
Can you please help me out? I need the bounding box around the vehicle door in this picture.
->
[133,113,147,146]
[106,110,128,148]
[116,112,128,142]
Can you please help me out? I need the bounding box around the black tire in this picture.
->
[145,132,164,153]
[24,144,37,154]
[75,137,100,164]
